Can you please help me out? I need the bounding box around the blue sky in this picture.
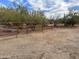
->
[0,0,79,18]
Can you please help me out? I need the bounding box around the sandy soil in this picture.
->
[0,27,79,59]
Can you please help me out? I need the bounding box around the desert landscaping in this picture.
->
[0,27,79,59]
[0,3,79,59]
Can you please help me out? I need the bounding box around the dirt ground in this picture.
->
[0,27,79,59]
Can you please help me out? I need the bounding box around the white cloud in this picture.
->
[0,3,7,8]
[8,0,23,5]
[7,0,79,18]
[8,0,23,2]
[28,0,79,18]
